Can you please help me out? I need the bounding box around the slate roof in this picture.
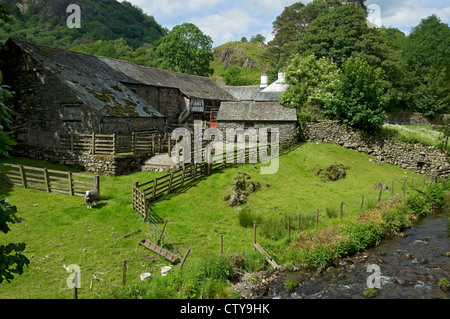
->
[6,38,236,118]
[8,38,164,118]
[217,101,297,122]
[98,57,236,101]
[222,86,284,102]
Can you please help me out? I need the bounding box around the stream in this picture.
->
[267,209,449,299]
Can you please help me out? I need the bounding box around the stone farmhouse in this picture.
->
[0,38,236,135]
[218,73,299,145]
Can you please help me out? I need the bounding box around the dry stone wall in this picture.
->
[306,121,449,177]
[11,144,147,176]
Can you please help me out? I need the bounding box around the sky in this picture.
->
[126,0,450,47]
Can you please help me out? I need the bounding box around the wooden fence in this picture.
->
[132,145,267,217]
[14,128,175,156]
[0,163,99,197]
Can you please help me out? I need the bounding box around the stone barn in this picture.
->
[0,38,236,134]
[0,38,165,134]
[216,101,299,145]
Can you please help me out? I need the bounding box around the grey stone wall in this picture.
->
[217,121,300,147]
[11,144,147,176]
[386,112,450,126]
[101,117,164,134]
[306,121,450,177]
[124,83,182,125]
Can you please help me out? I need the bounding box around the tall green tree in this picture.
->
[279,54,341,125]
[402,15,450,116]
[330,57,390,132]
[0,196,30,284]
[153,23,214,76]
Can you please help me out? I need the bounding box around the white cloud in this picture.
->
[190,8,261,45]
[129,0,226,16]
[381,6,450,29]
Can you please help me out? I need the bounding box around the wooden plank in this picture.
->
[253,242,280,269]
[139,239,180,264]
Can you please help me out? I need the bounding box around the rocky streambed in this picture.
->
[232,205,449,299]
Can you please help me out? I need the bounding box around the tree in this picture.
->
[402,15,450,115]
[0,196,30,284]
[250,34,266,43]
[266,0,366,68]
[0,72,15,156]
[329,57,390,132]
[222,65,252,86]
[153,23,214,76]
[240,37,248,43]
[279,54,341,125]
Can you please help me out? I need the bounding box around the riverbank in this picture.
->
[231,190,449,299]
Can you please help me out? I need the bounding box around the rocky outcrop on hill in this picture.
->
[213,47,266,70]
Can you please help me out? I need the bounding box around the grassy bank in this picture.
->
[0,143,443,299]
[382,124,449,152]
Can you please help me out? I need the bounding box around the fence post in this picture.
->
[73,271,78,300]
[92,131,96,155]
[179,248,191,270]
[132,181,138,209]
[43,168,50,193]
[340,202,344,219]
[168,171,174,194]
[152,178,157,200]
[168,135,172,155]
[391,180,395,196]
[253,224,257,244]
[18,164,27,188]
[94,175,100,193]
[378,186,383,203]
[68,171,73,196]
[297,214,301,234]
[360,194,364,212]
[112,133,116,155]
[220,234,223,254]
[403,177,407,195]
[122,260,127,286]
[181,163,185,187]
[152,135,156,156]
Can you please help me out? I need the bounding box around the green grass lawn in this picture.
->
[0,143,426,299]
[382,124,449,152]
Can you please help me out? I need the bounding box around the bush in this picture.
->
[406,193,431,217]
[304,244,335,267]
[344,221,382,252]
[381,206,412,234]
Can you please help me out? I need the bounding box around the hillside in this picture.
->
[211,41,271,86]
[0,0,166,49]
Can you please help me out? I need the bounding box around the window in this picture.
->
[64,106,82,121]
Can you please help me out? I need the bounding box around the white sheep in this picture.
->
[84,189,100,209]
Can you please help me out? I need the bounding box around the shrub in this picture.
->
[424,183,446,207]
[304,244,335,267]
[406,193,431,217]
[381,206,412,235]
[344,221,382,252]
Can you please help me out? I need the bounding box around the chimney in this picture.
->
[260,74,268,89]
[277,72,286,84]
